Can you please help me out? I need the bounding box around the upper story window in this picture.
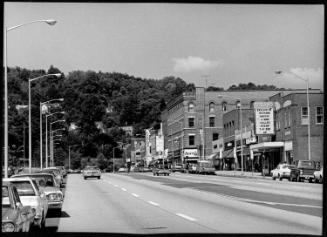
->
[188,102,195,112]
[188,117,195,127]
[209,117,215,127]
[301,107,309,125]
[209,102,215,113]
[189,135,195,146]
[213,133,219,141]
[316,106,324,124]
[222,102,227,112]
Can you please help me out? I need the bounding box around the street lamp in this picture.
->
[45,111,65,168]
[4,19,57,178]
[275,70,311,161]
[218,95,244,174]
[28,74,62,174]
[49,120,65,167]
[40,98,64,170]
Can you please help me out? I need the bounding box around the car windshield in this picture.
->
[298,161,316,168]
[2,186,11,207]
[11,181,35,196]
[15,175,56,187]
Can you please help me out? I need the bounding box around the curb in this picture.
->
[215,173,271,180]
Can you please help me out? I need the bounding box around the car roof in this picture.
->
[12,173,54,178]
[3,177,34,182]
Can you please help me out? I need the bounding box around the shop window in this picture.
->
[188,117,195,127]
[209,117,215,127]
[209,102,215,113]
[213,133,219,141]
[301,107,309,125]
[316,106,324,124]
[188,102,195,112]
[189,135,195,146]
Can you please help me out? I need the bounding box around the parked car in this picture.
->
[83,166,101,179]
[196,160,216,175]
[39,167,64,187]
[12,173,64,216]
[293,160,317,183]
[188,163,198,174]
[313,166,323,183]
[118,167,128,172]
[271,163,297,181]
[171,164,185,173]
[4,177,48,229]
[2,180,35,232]
[56,166,67,178]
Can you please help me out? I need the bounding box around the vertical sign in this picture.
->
[254,102,275,135]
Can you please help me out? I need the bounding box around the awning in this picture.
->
[250,142,284,150]
[208,153,219,160]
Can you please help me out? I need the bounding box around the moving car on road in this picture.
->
[171,164,185,173]
[2,180,35,232]
[3,177,48,229]
[83,166,101,179]
[12,173,64,216]
[313,166,323,183]
[271,163,297,181]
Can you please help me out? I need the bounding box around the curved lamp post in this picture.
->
[28,73,62,174]
[275,70,311,161]
[4,19,57,178]
[40,98,64,170]
[45,111,65,168]
[49,120,65,167]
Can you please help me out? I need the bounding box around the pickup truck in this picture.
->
[293,160,317,183]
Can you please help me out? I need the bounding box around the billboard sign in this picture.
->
[254,102,274,135]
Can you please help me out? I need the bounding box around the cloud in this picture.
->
[173,56,221,73]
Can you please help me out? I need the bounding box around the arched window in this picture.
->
[188,102,195,112]
[209,102,215,113]
[222,102,227,112]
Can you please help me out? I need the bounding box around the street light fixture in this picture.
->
[40,98,64,170]
[45,112,65,168]
[275,70,311,161]
[28,74,62,174]
[218,94,244,174]
[4,19,57,178]
[49,120,65,167]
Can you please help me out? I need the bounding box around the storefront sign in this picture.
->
[254,102,275,135]
[285,141,293,151]
[183,149,198,157]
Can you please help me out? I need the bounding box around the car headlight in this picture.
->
[47,193,63,201]
[2,222,15,232]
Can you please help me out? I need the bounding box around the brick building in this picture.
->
[161,87,296,167]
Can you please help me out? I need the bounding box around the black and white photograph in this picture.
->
[2,2,324,236]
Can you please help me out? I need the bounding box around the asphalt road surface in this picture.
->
[43,172,322,234]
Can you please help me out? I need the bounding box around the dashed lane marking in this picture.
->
[121,188,127,191]
[114,184,119,187]
[176,213,197,222]
[132,193,139,197]
[148,201,159,206]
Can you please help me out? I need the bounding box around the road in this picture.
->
[44,172,322,234]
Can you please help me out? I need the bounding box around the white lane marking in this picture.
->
[148,201,159,206]
[114,184,119,187]
[215,193,322,208]
[176,213,197,222]
[121,188,127,191]
[132,193,139,197]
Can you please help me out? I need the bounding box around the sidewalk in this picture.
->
[215,170,271,180]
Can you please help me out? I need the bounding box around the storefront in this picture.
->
[222,149,235,171]
[250,142,284,176]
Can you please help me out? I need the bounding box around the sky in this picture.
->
[4,3,324,90]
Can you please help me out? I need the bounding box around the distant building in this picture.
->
[161,87,298,167]
[130,137,145,165]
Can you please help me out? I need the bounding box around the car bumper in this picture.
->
[299,175,314,180]
[48,201,63,209]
